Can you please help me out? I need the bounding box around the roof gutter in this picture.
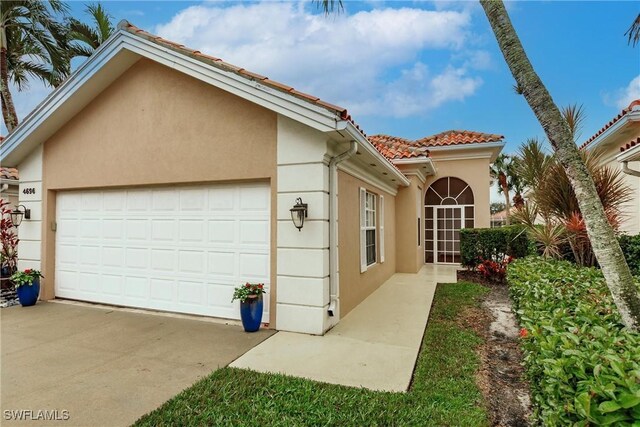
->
[622,161,640,177]
[585,108,640,151]
[426,141,505,152]
[339,121,410,187]
[391,157,437,176]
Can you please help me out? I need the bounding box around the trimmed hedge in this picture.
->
[460,225,530,268]
[620,234,640,276]
[508,258,640,426]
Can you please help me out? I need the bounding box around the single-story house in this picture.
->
[0,21,503,335]
[580,99,640,236]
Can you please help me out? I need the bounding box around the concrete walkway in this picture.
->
[1,302,274,427]
[231,264,458,392]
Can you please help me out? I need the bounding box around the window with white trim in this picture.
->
[379,195,385,263]
[360,188,377,272]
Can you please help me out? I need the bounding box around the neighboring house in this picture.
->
[490,209,509,228]
[581,100,640,236]
[0,21,503,335]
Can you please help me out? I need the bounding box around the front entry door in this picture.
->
[435,206,464,264]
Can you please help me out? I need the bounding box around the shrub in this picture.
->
[619,234,640,276]
[477,255,513,283]
[460,225,530,269]
[508,258,640,426]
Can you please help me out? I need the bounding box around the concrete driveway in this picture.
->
[1,301,274,426]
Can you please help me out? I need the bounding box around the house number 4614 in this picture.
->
[22,188,36,195]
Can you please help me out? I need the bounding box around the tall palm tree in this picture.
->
[0,0,69,133]
[67,3,114,59]
[480,0,640,330]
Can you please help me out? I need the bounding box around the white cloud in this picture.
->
[155,2,483,118]
[607,75,640,110]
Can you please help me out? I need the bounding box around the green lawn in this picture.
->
[134,282,489,427]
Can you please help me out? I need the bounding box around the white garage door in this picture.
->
[55,183,270,321]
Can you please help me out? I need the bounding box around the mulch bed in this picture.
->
[457,271,532,427]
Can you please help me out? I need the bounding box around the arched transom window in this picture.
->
[424,177,474,263]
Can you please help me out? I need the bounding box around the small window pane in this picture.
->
[366,229,376,265]
[465,206,474,219]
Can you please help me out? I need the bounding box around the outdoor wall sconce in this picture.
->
[290,198,308,231]
[10,205,31,227]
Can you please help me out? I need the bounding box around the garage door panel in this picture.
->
[209,220,236,243]
[151,249,175,271]
[78,272,99,293]
[126,190,151,211]
[151,189,176,211]
[124,276,148,299]
[56,270,78,292]
[56,183,270,321]
[178,250,205,273]
[102,274,123,296]
[126,248,149,269]
[79,245,100,266]
[179,220,205,242]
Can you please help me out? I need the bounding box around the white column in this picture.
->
[276,115,332,335]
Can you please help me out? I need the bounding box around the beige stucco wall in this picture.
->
[40,58,279,325]
[395,176,423,273]
[338,170,396,317]
[593,123,640,236]
[424,156,492,229]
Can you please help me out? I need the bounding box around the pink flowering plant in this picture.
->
[10,269,43,288]
[231,282,265,303]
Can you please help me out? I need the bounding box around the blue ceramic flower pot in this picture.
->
[16,278,40,307]
[240,294,263,332]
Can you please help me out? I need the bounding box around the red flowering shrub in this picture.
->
[476,255,514,283]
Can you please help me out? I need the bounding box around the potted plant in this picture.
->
[231,282,265,332]
[10,269,43,307]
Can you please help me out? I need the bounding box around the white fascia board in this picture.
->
[337,161,399,196]
[426,141,505,153]
[1,29,342,166]
[428,141,505,162]
[342,121,410,187]
[585,109,640,151]
[393,157,436,178]
[616,143,640,162]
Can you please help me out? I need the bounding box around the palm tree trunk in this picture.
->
[481,0,640,330]
[0,47,18,132]
[502,182,511,225]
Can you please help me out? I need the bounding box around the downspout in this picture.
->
[327,140,358,317]
[622,161,640,177]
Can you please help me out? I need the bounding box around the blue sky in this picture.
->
[7,1,640,156]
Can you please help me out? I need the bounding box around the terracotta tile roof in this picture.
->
[368,135,429,160]
[0,167,18,181]
[580,99,640,149]
[620,136,639,153]
[119,21,350,119]
[415,130,504,147]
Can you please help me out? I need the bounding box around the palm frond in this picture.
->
[625,13,640,47]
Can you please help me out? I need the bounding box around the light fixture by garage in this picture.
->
[10,205,31,227]
[290,198,308,231]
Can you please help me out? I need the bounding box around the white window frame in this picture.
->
[379,195,385,263]
[360,188,378,272]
